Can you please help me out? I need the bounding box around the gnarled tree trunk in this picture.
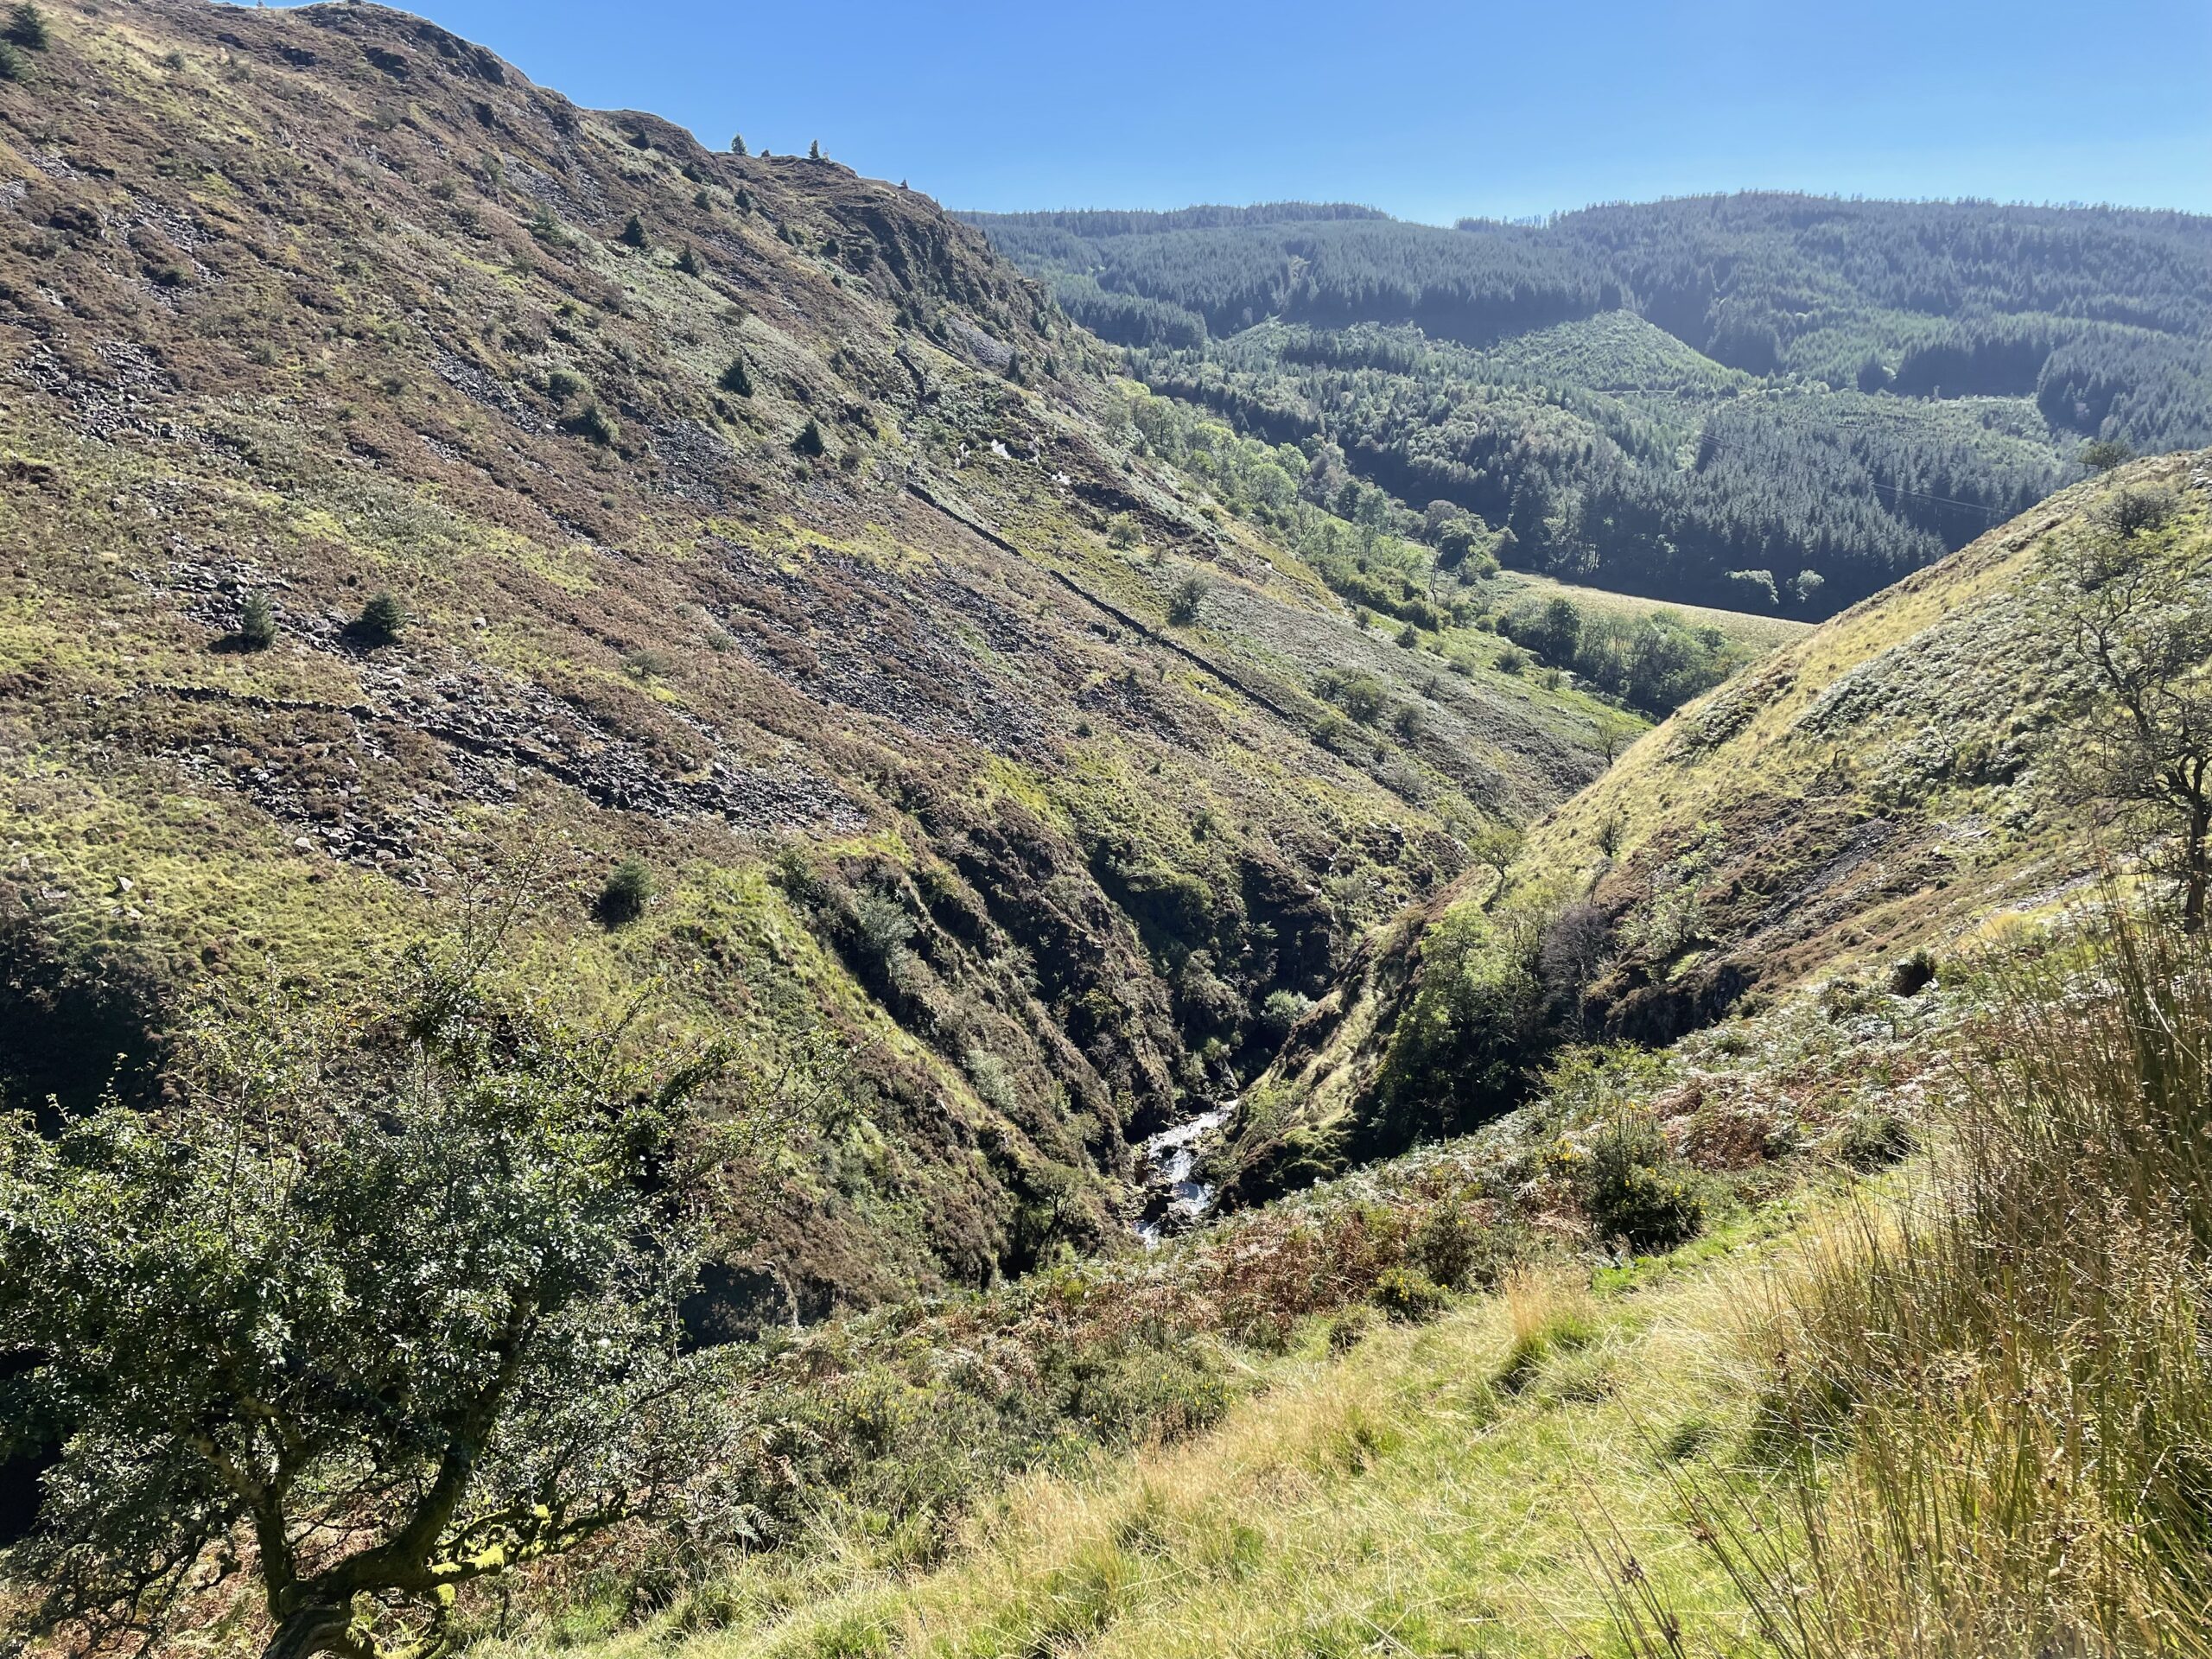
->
[262,1601,367,1659]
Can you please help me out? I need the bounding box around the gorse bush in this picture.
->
[564,402,619,446]
[1166,573,1208,626]
[1370,1266,1446,1323]
[1573,1114,1703,1253]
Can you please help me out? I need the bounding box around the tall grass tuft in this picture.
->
[1618,897,2212,1657]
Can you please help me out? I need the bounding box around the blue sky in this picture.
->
[301,0,2211,222]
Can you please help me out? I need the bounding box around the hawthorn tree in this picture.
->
[2050,495,2212,929]
[0,942,747,1659]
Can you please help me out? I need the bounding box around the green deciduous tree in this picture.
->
[0,944,747,1659]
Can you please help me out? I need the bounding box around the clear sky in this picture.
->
[290,0,2212,222]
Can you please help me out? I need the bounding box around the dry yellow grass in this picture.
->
[493,1238,1798,1659]
[1486,569,1814,654]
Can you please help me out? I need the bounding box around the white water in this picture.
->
[1133,1103,1232,1247]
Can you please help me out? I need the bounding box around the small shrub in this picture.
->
[617,213,647,250]
[1577,1116,1703,1253]
[1370,1266,1446,1324]
[597,856,653,926]
[1831,1107,1914,1172]
[353,590,406,647]
[718,356,752,397]
[1409,1206,1483,1290]
[1316,668,1388,724]
[1105,512,1141,550]
[0,40,21,79]
[675,244,702,276]
[1256,987,1310,1038]
[2096,486,2177,539]
[1887,947,1937,998]
[4,4,48,49]
[1395,623,1419,649]
[1166,575,1208,626]
[237,593,276,652]
[792,419,826,458]
[564,403,618,446]
[1325,1306,1373,1354]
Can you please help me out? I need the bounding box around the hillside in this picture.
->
[1221,448,2212,1196]
[967,196,2212,615]
[15,11,2212,1659]
[0,0,1618,1324]
[431,446,2212,1659]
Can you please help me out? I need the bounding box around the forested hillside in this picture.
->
[968,196,2212,613]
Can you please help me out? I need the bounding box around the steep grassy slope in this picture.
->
[1223,449,2212,1193]
[0,1,1614,1319]
[1484,569,1811,658]
[461,950,1952,1658]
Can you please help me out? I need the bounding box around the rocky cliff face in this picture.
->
[0,1,1610,1321]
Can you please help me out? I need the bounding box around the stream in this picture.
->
[1133,1103,1233,1246]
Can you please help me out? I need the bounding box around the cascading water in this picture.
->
[1133,1103,1232,1246]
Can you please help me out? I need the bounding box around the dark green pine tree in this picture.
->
[618,213,647,250]
[237,593,277,652]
